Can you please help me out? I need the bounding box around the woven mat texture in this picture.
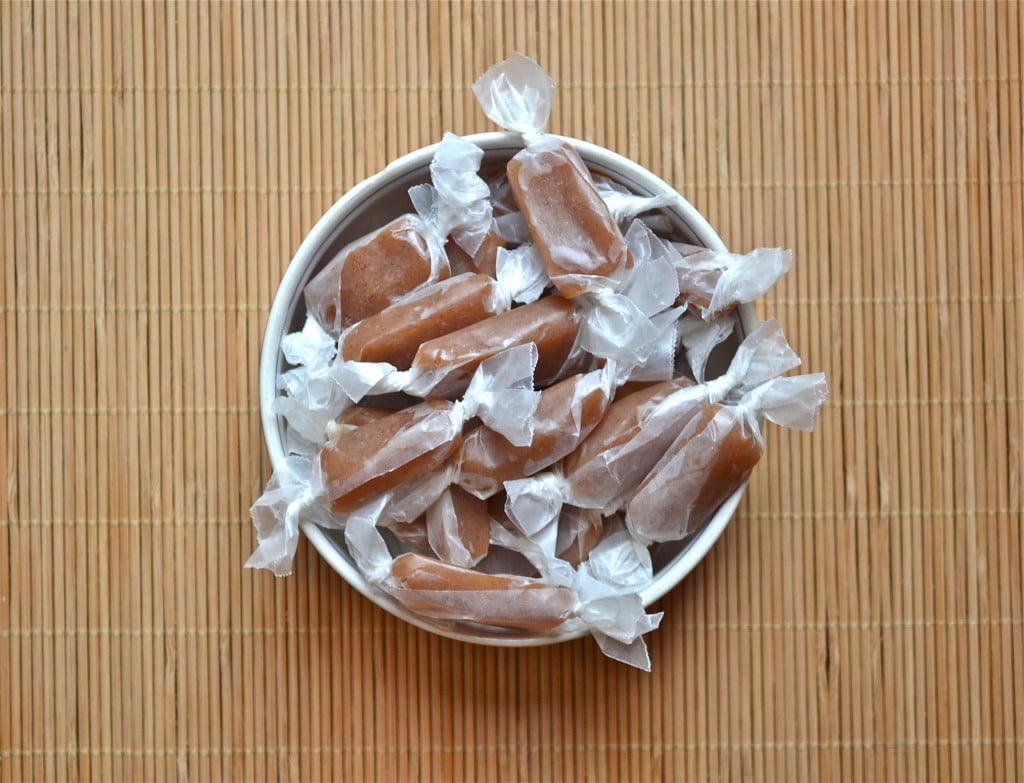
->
[2,2,1021,781]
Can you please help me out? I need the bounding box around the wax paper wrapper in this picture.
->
[672,243,792,320]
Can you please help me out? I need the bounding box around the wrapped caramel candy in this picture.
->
[504,319,803,540]
[425,485,491,567]
[338,245,548,368]
[487,516,663,669]
[554,506,605,568]
[506,141,632,297]
[340,502,661,655]
[627,373,827,541]
[340,273,501,367]
[321,345,540,513]
[671,243,792,320]
[490,173,675,248]
[304,133,494,333]
[473,54,635,298]
[320,399,464,514]
[384,513,431,552]
[456,362,618,499]
[387,553,575,632]
[447,226,506,277]
[304,213,448,333]
[339,295,580,401]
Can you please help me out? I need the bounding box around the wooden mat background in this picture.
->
[2,2,1021,781]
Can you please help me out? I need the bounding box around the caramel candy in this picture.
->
[340,273,502,368]
[671,244,720,314]
[411,295,578,399]
[385,513,431,551]
[446,228,505,278]
[555,506,604,567]
[671,243,792,320]
[336,405,394,427]
[506,142,632,297]
[426,486,490,567]
[458,367,613,498]
[319,400,461,514]
[388,553,574,631]
[560,378,698,509]
[305,215,449,332]
[626,404,761,542]
[324,405,394,441]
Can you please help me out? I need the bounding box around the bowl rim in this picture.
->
[260,130,755,647]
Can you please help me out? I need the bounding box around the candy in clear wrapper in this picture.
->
[320,399,464,514]
[474,54,635,298]
[426,485,491,567]
[555,505,605,567]
[339,295,579,401]
[490,175,677,248]
[505,318,804,536]
[388,553,576,632]
[304,133,494,333]
[446,227,505,277]
[339,245,548,368]
[456,361,619,499]
[671,243,792,320]
[487,515,664,670]
[384,513,431,552]
[322,344,541,513]
[626,372,828,542]
[304,213,448,334]
[506,141,633,297]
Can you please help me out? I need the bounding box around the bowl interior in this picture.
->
[261,132,753,646]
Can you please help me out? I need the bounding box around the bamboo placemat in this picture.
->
[2,2,1021,781]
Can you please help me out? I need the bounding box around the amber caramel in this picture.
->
[427,486,491,566]
[389,553,575,631]
[385,514,431,551]
[555,506,604,567]
[561,378,698,508]
[340,273,501,368]
[308,215,449,330]
[446,228,505,278]
[626,405,762,541]
[506,143,631,297]
[411,295,577,399]
[458,370,612,498]
[319,400,461,514]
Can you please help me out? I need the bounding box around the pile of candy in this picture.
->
[248,55,827,670]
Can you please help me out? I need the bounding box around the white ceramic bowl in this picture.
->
[261,131,754,646]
